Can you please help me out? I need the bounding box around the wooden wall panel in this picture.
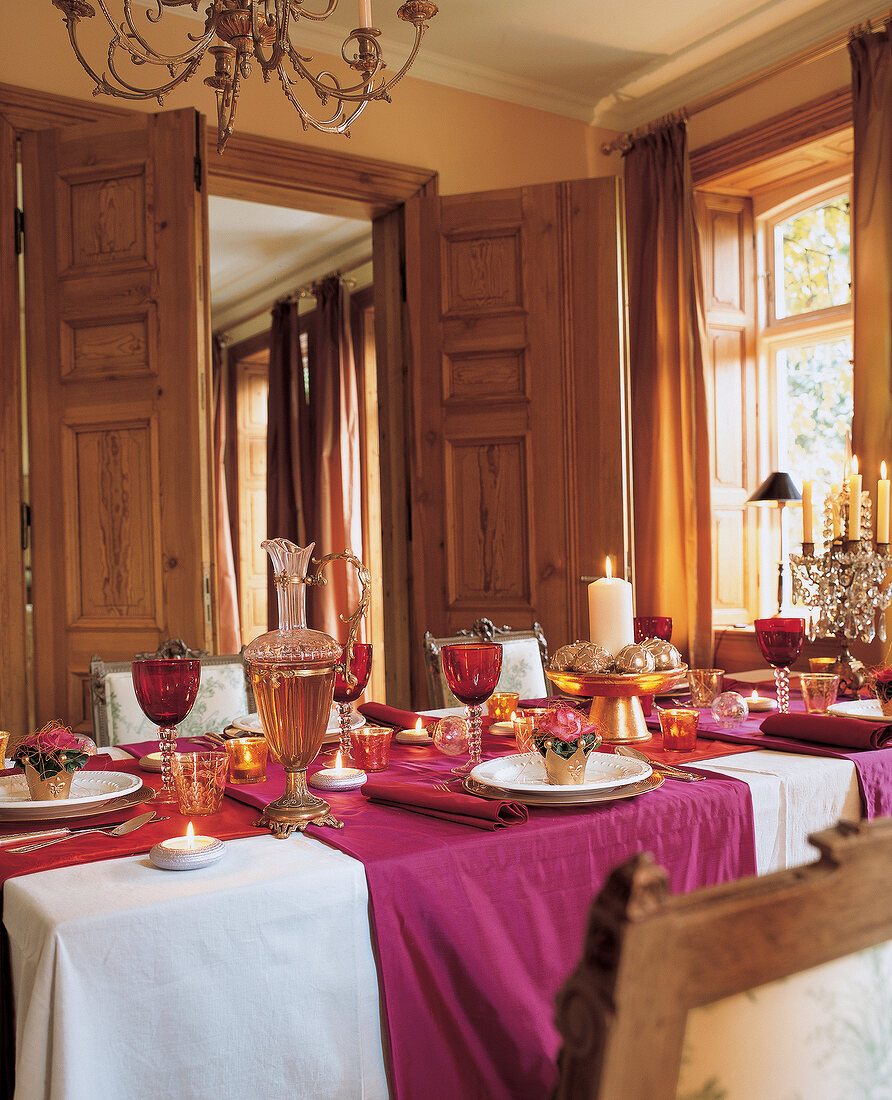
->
[61,310,154,381]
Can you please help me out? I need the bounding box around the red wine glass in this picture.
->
[634,616,673,643]
[331,642,373,761]
[440,643,502,774]
[754,617,804,714]
[132,658,201,802]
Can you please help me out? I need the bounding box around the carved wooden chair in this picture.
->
[554,817,892,1099]
[423,618,549,708]
[89,638,255,747]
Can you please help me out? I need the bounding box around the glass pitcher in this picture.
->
[244,538,370,837]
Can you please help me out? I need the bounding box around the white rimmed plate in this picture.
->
[469,752,651,796]
[828,699,890,722]
[0,771,143,820]
[231,709,363,743]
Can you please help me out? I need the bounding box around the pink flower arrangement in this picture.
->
[14,722,95,779]
[871,667,892,702]
[534,704,602,759]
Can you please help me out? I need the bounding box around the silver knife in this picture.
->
[0,812,155,849]
[615,745,706,781]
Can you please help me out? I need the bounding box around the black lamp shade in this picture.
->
[746,471,802,504]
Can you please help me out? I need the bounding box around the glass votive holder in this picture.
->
[799,673,840,715]
[224,736,268,784]
[511,713,536,756]
[171,751,228,815]
[634,616,673,643]
[659,708,700,752]
[808,657,837,674]
[687,668,725,707]
[349,726,392,771]
[487,692,520,721]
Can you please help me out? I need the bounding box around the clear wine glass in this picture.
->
[440,642,502,775]
[754,617,805,714]
[132,657,201,802]
[331,642,373,761]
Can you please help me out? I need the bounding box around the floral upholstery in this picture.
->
[94,660,250,747]
[424,623,549,708]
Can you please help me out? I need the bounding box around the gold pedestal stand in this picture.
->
[545,667,688,744]
[254,768,343,839]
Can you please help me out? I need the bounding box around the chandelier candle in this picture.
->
[587,557,634,657]
[879,463,890,543]
[848,456,862,538]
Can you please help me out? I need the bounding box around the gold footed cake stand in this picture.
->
[545,666,688,743]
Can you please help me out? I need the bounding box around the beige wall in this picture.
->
[11,6,852,191]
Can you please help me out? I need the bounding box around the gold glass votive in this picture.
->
[487,693,520,721]
[808,657,837,674]
[659,708,700,752]
[349,726,392,771]
[511,713,536,756]
[171,751,228,815]
[224,736,268,784]
[687,669,725,707]
[799,673,840,715]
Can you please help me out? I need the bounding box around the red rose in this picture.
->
[537,705,600,744]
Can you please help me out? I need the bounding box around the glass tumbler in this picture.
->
[171,751,228,815]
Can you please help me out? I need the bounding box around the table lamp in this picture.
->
[747,471,802,614]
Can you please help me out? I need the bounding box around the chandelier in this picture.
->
[52,0,438,152]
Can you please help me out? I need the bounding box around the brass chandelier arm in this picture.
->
[276,59,372,135]
[115,0,214,61]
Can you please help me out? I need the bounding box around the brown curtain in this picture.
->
[212,336,241,651]
[624,120,713,666]
[304,276,363,641]
[850,24,892,508]
[266,299,313,627]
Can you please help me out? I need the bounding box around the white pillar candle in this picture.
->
[359,0,373,24]
[879,462,890,543]
[848,454,862,539]
[801,480,812,544]
[587,557,634,656]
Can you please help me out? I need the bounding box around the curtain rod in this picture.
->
[278,252,373,305]
[600,12,891,155]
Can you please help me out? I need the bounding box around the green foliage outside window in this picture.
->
[776,196,851,318]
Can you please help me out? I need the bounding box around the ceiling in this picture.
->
[207,0,886,331]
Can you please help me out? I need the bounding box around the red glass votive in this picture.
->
[658,708,700,752]
[634,616,673,643]
[349,726,392,771]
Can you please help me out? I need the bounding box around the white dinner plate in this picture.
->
[828,699,891,722]
[469,752,651,795]
[0,771,143,819]
[232,709,363,743]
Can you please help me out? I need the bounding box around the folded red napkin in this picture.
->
[358,703,435,730]
[760,712,892,750]
[362,781,528,830]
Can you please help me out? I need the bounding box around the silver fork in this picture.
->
[8,812,166,853]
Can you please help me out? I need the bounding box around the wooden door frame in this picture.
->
[0,81,436,708]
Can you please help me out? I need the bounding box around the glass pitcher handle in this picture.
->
[311,550,371,686]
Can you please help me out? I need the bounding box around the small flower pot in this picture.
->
[539,737,598,785]
[24,762,75,801]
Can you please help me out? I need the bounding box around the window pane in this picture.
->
[779,336,853,488]
[775,196,851,318]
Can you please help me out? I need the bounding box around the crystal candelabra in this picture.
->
[790,484,892,694]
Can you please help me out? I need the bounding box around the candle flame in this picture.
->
[186,822,195,850]
[883,461,888,480]
[605,556,613,580]
[509,711,516,722]
[334,750,344,771]
[750,690,759,702]
[414,719,423,733]
[852,454,859,475]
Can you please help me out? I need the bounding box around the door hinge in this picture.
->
[20,502,30,550]
[14,207,24,255]
[202,564,213,640]
[193,111,203,192]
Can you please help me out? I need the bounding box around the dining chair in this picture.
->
[422,618,549,708]
[553,816,892,1099]
[89,638,256,746]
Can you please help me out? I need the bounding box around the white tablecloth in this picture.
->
[4,743,863,1099]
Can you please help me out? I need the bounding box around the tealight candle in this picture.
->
[487,692,520,721]
[746,689,776,713]
[309,750,368,791]
[150,822,225,870]
[224,736,268,784]
[395,718,433,744]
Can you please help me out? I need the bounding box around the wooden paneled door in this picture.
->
[697,192,758,627]
[405,180,631,704]
[21,109,215,731]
